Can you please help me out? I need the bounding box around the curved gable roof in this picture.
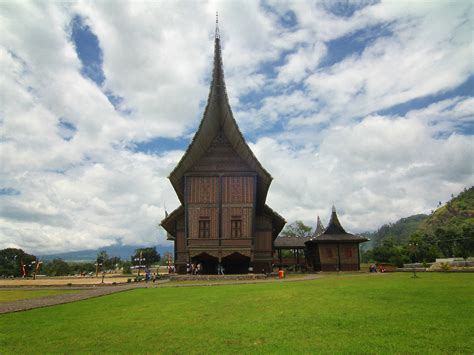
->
[169,34,272,207]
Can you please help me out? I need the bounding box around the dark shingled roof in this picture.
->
[306,207,368,244]
[160,206,184,240]
[274,235,310,248]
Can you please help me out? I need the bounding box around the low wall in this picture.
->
[169,274,268,281]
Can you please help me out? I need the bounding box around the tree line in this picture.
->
[0,247,169,277]
[362,224,474,266]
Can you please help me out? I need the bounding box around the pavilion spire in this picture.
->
[215,11,220,39]
[325,206,346,234]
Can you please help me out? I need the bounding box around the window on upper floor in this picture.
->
[231,219,242,238]
[199,219,210,238]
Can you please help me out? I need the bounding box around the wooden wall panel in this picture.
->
[176,230,186,253]
[221,206,252,239]
[188,207,218,239]
[340,244,359,264]
[254,230,272,252]
[255,215,272,230]
[187,176,219,204]
[318,244,339,265]
[222,176,255,204]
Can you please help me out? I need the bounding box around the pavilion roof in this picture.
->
[168,28,272,208]
[306,207,368,244]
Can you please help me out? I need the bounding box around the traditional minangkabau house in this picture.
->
[160,22,285,274]
[273,217,325,271]
[305,207,368,271]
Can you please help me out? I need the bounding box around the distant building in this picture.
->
[273,216,325,271]
[305,207,368,271]
[160,23,285,274]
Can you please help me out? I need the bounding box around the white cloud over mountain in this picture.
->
[0,1,472,254]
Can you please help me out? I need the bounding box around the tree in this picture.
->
[106,256,121,271]
[43,259,70,276]
[280,221,312,238]
[121,261,132,274]
[455,223,474,259]
[131,247,161,267]
[0,248,36,277]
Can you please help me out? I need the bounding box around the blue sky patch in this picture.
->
[0,188,21,196]
[71,15,105,86]
[377,75,474,122]
[320,23,393,68]
[131,137,190,154]
[323,0,379,18]
[57,118,77,141]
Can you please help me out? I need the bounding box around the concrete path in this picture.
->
[0,281,168,315]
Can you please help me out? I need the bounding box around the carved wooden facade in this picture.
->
[161,27,285,274]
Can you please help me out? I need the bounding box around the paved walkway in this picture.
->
[0,281,164,315]
[0,274,326,314]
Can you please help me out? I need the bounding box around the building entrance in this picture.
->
[222,252,250,274]
[191,253,218,274]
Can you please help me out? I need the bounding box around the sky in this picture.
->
[1,0,473,254]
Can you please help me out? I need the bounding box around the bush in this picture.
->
[127,278,132,283]
[440,262,450,272]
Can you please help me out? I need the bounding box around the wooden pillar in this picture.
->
[296,249,300,272]
[357,243,361,271]
[278,249,282,270]
[337,243,341,271]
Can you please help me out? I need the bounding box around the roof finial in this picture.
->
[215,11,220,39]
[332,205,336,213]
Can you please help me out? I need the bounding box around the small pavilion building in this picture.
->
[305,207,368,271]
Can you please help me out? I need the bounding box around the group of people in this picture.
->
[185,262,226,275]
[144,270,159,283]
[186,263,202,275]
[369,263,385,273]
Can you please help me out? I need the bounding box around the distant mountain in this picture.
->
[361,214,428,250]
[362,186,473,250]
[417,186,474,235]
[40,244,174,262]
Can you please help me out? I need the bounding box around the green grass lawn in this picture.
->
[0,289,81,302]
[1,273,473,354]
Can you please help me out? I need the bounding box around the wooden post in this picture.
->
[278,249,282,270]
[337,244,341,272]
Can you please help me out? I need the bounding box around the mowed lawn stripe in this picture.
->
[0,273,472,354]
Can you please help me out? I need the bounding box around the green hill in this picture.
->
[418,186,474,235]
[361,214,428,250]
[362,187,474,262]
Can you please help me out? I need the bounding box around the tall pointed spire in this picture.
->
[215,11,220,39]
[168,14,273,208]
[312,216,325,238]
[325,206,346,234]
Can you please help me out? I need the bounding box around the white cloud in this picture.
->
[0,0,472,254]
[255,105,473,232]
